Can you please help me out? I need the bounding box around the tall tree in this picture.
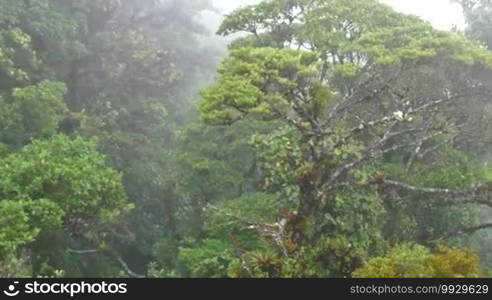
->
[200,0,492,275]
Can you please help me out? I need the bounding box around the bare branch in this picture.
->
[430,222,492,243]
[113,253,145,278]
[67,249,100,254]
[373,179,492,208]
[323,126,442,190]
[68,248,145,278]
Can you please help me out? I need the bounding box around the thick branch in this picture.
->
[67,249,100,254]
[373,179,492,208]
[113,253,145,278]
[68,248,145,278]
[430,222,492,243]
[324,126,442,190]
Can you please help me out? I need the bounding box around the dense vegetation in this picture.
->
[1,0,492,278]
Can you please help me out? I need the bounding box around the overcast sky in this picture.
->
[211,0,466,30]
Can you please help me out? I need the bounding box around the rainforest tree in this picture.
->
[0,135,131,277]
[198,0,492,276]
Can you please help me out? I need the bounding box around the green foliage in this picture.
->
[427,246,482,278]
[200,47,321,124]
[353,244,482,278]
[228,249,284,278]
[153,238,180,271]
[380,149,486,243]
[0,0,75,87]
[178,239,235,278]
[166,193,280,277]
[0,135,129,223]
[228,236,365,278]
[411,149,484,189]
[329,187,386,250]
[353,244,430,278]
[170,120,270,239]
[175,122,259,201]
[206,193,280,235]
[252,126,302,203]
[0,253,32,277]
[0,135,131,275]
[0,200,40,255]
[204,4,492,126]
[206,193,280,249]
[219,0,492,68]
[0,81,67,147]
